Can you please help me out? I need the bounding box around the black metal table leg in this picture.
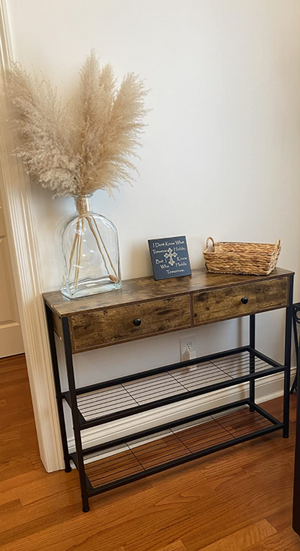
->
[249,314,255,412]
[62,318,90,512]
[45,304,71,473]
[283,275,294,438]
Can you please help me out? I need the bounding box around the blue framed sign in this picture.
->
[148,236,191,280]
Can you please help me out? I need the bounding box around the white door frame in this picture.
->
[0,0,63,472]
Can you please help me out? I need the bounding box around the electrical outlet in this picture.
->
[180,335,196,361]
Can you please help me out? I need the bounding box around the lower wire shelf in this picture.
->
[70,400,284,496]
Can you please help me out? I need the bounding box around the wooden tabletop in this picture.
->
[43,267,293,318]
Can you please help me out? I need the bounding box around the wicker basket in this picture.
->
[203,237,281,276]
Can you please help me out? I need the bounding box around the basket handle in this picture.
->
[275,238,281,251]
[206,237,215,250]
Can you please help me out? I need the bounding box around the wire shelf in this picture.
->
[74,350,281,424]
[83,403,277,491]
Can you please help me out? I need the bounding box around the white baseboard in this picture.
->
[68,367,296,453]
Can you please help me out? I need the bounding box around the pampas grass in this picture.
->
[5,50,148,197]
[5,51,148,292]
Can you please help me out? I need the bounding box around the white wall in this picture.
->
[6,0,300,439]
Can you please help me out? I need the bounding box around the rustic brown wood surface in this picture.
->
[193,277,290,325]
[43,267,293,318]
[52,312,63,340]
[44,268,293,353]
[1,353,300,550]
[71,295,191,352]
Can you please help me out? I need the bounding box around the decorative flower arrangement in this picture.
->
[5,51,148,297]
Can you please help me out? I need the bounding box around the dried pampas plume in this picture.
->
[5,50,148,197]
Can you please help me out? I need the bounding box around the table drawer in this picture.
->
[193,276,290,325]
[70,295,191,352]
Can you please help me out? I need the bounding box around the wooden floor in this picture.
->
[1,354,300,551]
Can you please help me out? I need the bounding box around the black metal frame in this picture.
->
[45,276,294,512]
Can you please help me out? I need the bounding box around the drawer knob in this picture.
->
[133,318,142,326]
[241,297,248,305]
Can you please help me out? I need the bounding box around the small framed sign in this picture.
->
[148,236,191,281]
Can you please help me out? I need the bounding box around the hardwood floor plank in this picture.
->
[157,541,187,551]
[0,470,79,508]
[266,504,292,532]
[0,500,22,516]
[197,519,277,551]
[259,526,300,550]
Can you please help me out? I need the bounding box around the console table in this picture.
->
[44,267,294,512]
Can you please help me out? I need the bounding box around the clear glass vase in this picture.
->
[60,195,121,299]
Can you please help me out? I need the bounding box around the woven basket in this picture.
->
[203,237,281,276]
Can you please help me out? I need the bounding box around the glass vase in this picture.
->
[60,195,121,299]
